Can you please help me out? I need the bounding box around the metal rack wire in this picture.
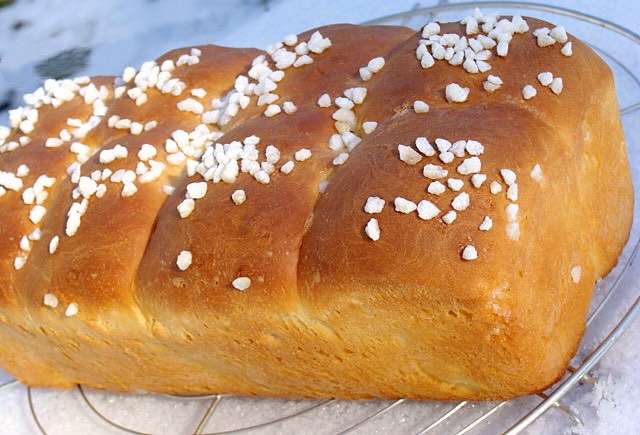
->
[1,2,640,434]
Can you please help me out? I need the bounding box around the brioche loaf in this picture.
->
[0,10,633,400]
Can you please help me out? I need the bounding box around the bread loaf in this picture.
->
[0,11,633,400]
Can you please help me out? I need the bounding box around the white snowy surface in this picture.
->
[1,0,640,433]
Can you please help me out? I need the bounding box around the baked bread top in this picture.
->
[0,10,633,399]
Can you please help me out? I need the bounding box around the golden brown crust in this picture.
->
[0,17,633,400]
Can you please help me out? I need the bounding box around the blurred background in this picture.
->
[1,0,639,433]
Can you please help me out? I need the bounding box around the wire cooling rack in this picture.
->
[1,2,640,434]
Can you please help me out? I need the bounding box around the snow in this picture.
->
[1,0,640,433]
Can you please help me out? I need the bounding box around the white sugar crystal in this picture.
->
[531,164,543,181]
[43,293,59,308]
[439,152,454,164]
[273,50,296,69]
[333,152,349,166]
[416,43,429,60]
[187,182,207,199]
[497,40,509,57]
[451,192,470,211]
[367,57,385,73]
[537,71,554,86]
[417,200,440,220]
[414,100,430,113]
[561,42,573,57]
[442,210,457,224]
[232,277,252,291]
[449,140,465,158]
[29,205,46,224]
[14,256,27,270]
[465,17,479,35]
[264,104,281,117]
[318,180,329,193]
[435,138,452,153]
[65,303,79,317]
[537,33,556,47]
[177,199,195,218]
[571,266,582,284]
[482,75,503,92]
[333,108,357,127]
[462,245,478,260]
[19,236,30,252]
[282,101,297,114]
[177,98,204,115]
[477,34,497,49]
[550,77,563,94]
[341,131,361,150]
[447,178,464,191]
[490,180,502,194]
[416,137,435,156]
[293,55,313,67]
[512,15,530,33]
[471,174,487,188]
[48,235,60,255]
[362,121,378,134]
[476,60,491,73]
[507,183,519,201]
[129,122,143,135]
[138,144,157,161]
[423,164,448,179]
[283,34,298,46]
[121,182,137,197]
[16,165,29,177]
[550,26,568,43]
[265,145,281,164]
[468,37,483,52]
[280,160,294,174]
[428,181,446,195]
[394,197,417,214]
[359,67,373,81]
[457,157,481,175]
[479,216,493,231]
[295,148,312,161]
[506,203,519,222]
[28,229,42,241]
[307,31,332,54]
[364,196,385,214]
[191,88,207,99]
[78,177,97,198]
[295,42,309,55]
[96,184,107,198]
[398,145,422,165]
[365,218,380,241]
[135,94,148,106]
[99,149,116,164]
[254,170,271,184]
[422,22,441,38]
[449,51,464,66]
[45,138,64,148]
[445,83,470,103]
[463,58,479,74]
[176,251,193,271]
[231,189,246,205]
[336,96,355,109]
[506,222,520,241]
[465,140,484,156]
[420,52,435,69]
[522,85,537,99]
[500,168,517,185]
[533,27,551,36]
